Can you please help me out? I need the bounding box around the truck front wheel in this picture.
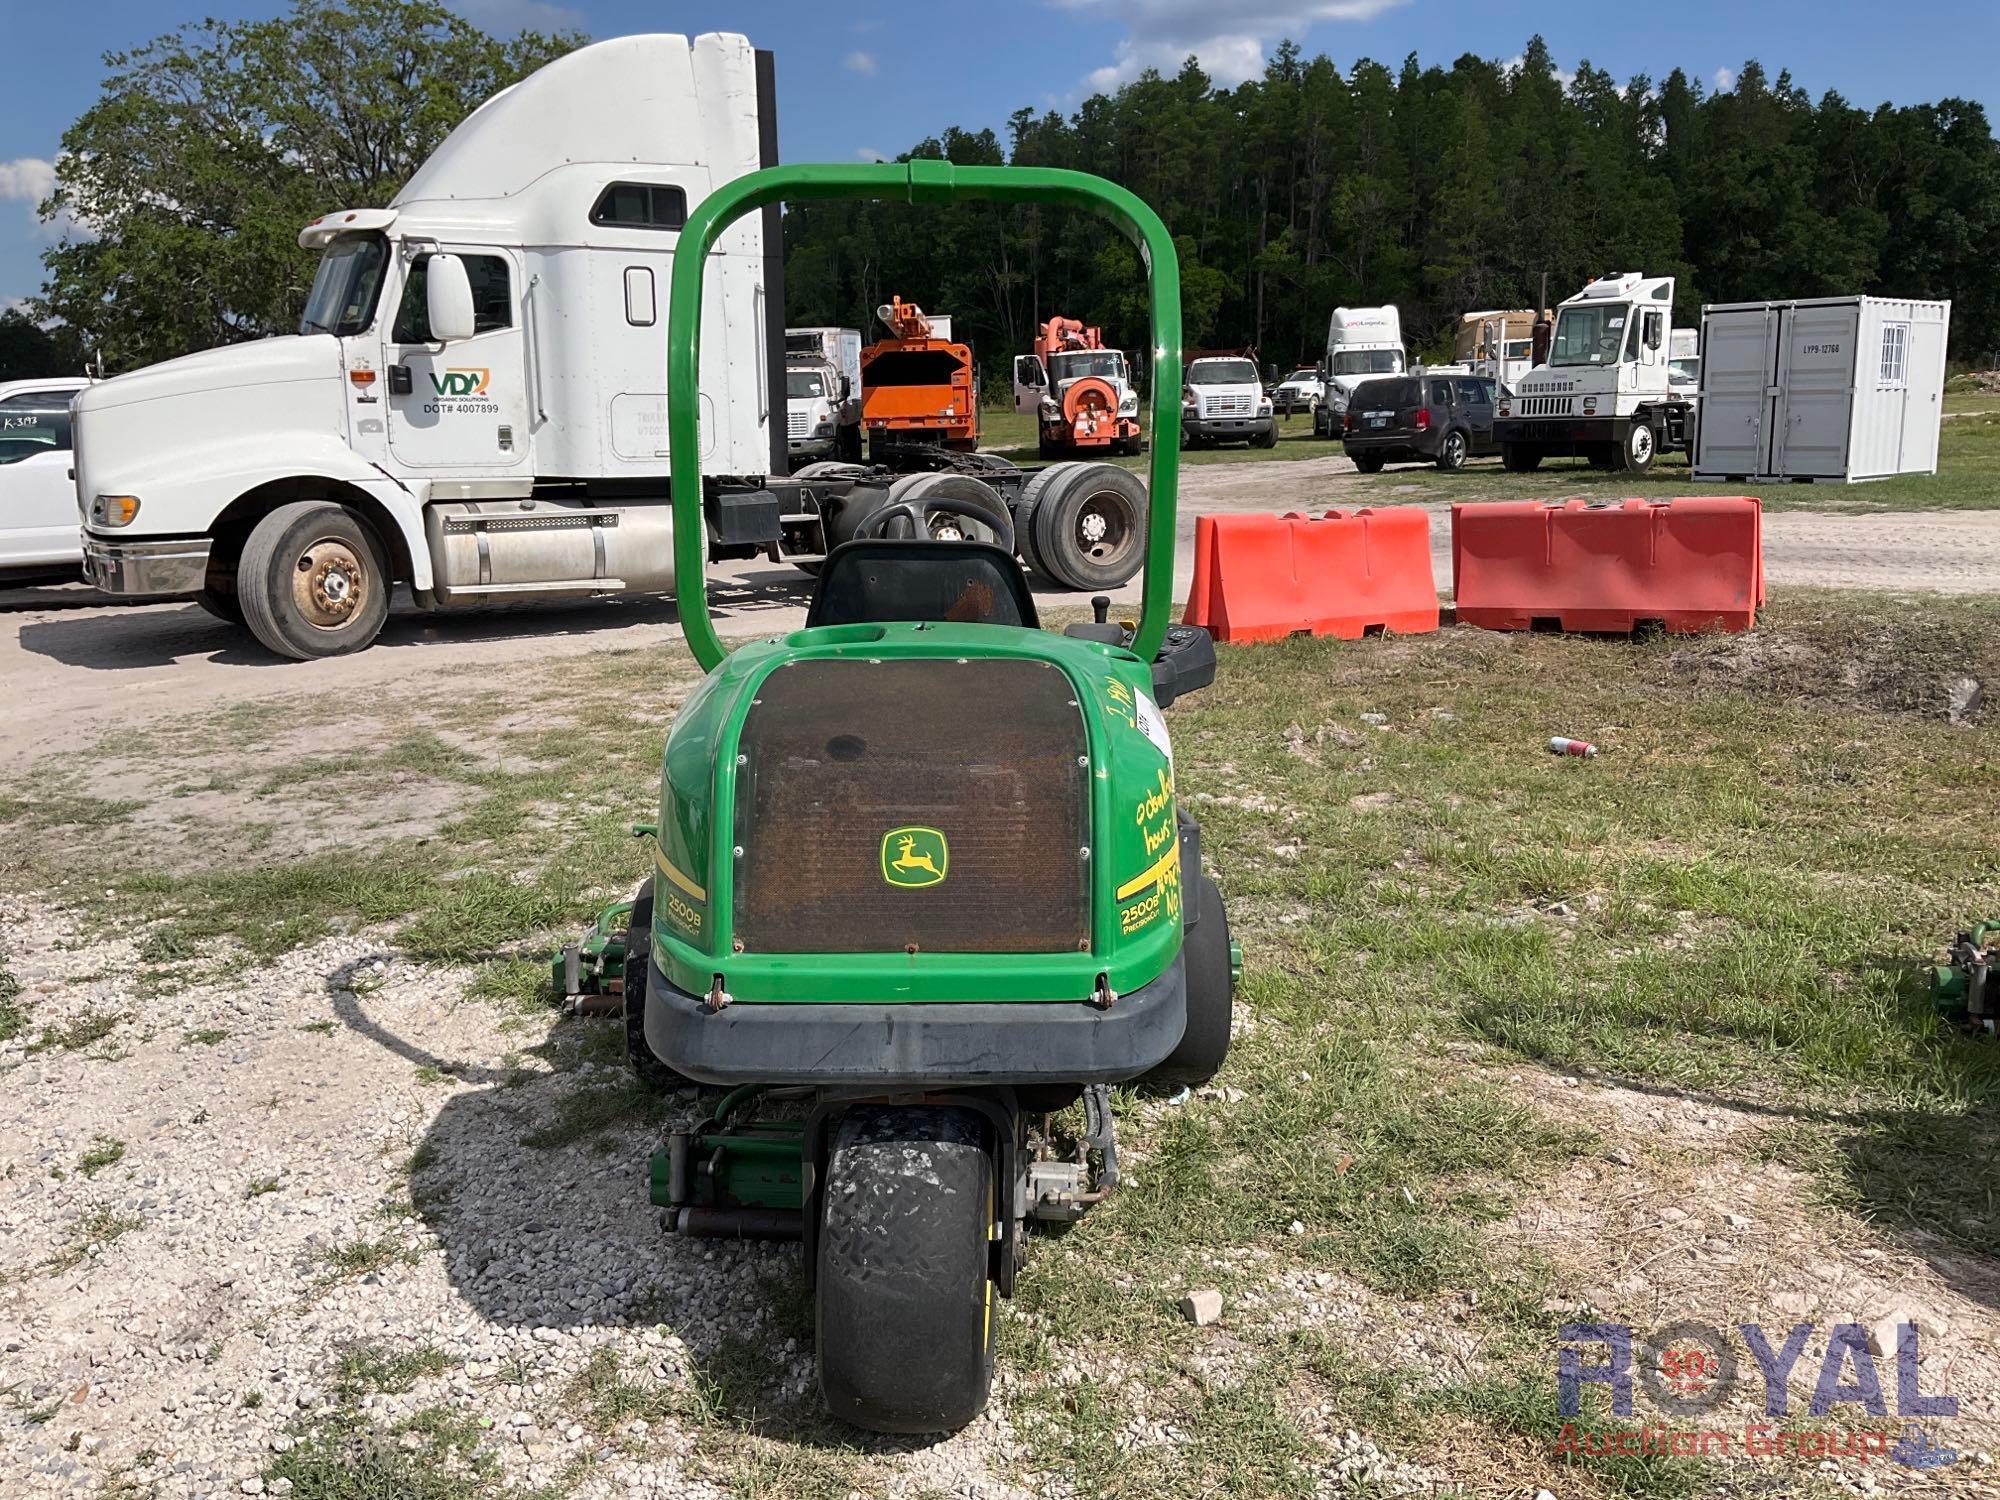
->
[1618,421,1657,474]
[238,501,390,659]
[1501,445,1542,473]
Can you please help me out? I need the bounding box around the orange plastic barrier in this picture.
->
[1182,508,1439,644]
[1450,497,1763,634]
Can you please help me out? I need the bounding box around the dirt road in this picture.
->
[4,455,1995,767]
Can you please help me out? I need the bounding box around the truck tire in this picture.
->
[817,1106,995,1433]
[621,879,685,1092]
[1146,875,1234,1089]
[1255,422,1279,450]
[1014,462,1079,579]
[1031,463,1147,591]
[1618,420,1657,474]
[237,501,390,659]
[1350,451,1385,474]
[1501,446,1542,473]
[1436,428,1470,472]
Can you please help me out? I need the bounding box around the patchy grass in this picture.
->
[334,1342,453,1398]
[76,1135,125,1178]
[182,1027,230,1047]
[314,1237,417,1285]
[0,967,24,1042]
[45,1207,143,1274]
[25,1006,124,1056]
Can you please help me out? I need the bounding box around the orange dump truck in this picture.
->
[1012,316,1142,457]
[859,297,978,459]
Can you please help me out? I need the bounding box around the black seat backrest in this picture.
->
[805,539,1041,630]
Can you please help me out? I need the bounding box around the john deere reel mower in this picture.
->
[622,161,1234,1434]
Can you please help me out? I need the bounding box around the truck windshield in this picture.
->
[1330,350,1403,377]
[787,369,829,399]
[1188,359,1256,385]
[1550,304,1628,366]
[299,234,389,337]
[1050,351,1125,382]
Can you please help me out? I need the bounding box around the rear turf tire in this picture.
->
[1147,875,1234,1089]
[622,880,685,1092]
[238,501,390,659]
[817,1106,995,1433]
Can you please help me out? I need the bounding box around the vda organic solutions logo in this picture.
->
[1558,1320,1959,1468]
[429,367,490,398]
[880,827,948,889]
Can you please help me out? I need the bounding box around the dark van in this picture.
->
[1342,373,1500,472]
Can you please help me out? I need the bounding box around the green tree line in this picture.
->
[19,5,1998,382]
[784,37,2000,380]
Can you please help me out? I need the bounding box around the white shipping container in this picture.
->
[1692,296,1949,483]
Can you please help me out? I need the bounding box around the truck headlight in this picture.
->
[92,495,141,527]
[1118,392,1138,416]
[1257,398,1273,416]
[1039,398,1058,418]
[813,419,835,436]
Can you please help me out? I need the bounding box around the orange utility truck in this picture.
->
[1012,316,1142,457]
[859,297,978,459]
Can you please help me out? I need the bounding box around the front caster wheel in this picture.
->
[817,1106,995,1433]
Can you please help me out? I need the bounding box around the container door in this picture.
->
[1694,308,1775,477]
[1775,302,1859,479]
[1898,315,1946,474]
[387,248,532,476]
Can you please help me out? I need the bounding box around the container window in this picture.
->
[1879,323,1909,388]
[590,182,688,232]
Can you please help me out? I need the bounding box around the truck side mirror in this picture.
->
[1644,311,1663,351]
[839,374,852,401]
[426,254,477,343]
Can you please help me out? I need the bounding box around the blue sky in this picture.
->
[4,0,1996,314]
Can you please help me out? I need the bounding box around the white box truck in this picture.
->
[1310,305,1404,437]
[1691,296,1949,483]
[73,33,1143,657]
[1493,273,1693,473]
[784,326,862,464]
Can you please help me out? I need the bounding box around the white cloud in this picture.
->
[1,296,33,318]
[448,0,587,34]
[1713,65,1736,92]
[0,158,56,205]
[843,51,877,76]
[855,147,887,163]
[1501,53,1576,91]
[1057,0,1408,93]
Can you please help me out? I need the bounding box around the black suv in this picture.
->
[1342,373,1500,472]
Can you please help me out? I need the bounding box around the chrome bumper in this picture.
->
[81,535,211,596]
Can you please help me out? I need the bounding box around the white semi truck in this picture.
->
[1310,305,1405,437]
[1493,272,1693,473]
[73,33,1143,657]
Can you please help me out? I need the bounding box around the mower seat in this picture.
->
[805,539,1041,630]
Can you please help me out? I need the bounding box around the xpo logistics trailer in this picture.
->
[73,34,1148,656]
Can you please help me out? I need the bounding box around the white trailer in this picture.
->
[1691,296,1950,483]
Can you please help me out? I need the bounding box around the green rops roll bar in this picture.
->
[666,161,1183,672]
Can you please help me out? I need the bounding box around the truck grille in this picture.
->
[732,658,1090,955]
[1515,395,1574,417]
[1204,394,1253,417]
[787,410,810,439]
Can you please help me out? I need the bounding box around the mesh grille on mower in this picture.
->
[733,657,1089,955]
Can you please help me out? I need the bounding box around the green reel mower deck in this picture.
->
[591,160,1237,1435]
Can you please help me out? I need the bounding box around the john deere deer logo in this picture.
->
[881,826,948,888]
[429,367,491,398]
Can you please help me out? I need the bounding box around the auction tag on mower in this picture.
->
[1134,690,1173,770]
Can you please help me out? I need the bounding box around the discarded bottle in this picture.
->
[1547,736,1598,759]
